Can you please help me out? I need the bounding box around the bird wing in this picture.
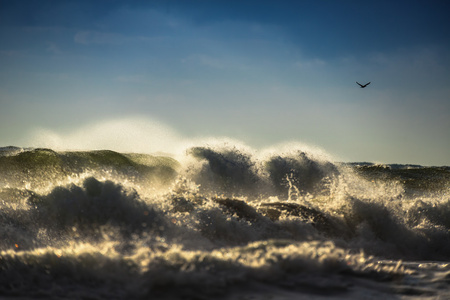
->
[356,82,363,87]
[364,82,371,87]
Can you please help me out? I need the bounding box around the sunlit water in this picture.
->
[0,143,449,299]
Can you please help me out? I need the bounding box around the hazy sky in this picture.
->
[1,0,449,165]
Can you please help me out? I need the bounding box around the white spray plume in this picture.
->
[24,116,336,164]
[26,117,184,154]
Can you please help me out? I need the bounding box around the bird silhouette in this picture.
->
[356,82,370,88]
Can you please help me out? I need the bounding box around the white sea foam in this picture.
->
[1,126,449,299]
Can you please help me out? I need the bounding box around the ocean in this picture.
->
[0,144,449,299]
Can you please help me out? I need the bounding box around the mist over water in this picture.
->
[22,117,339,161]
[1,117,449,299]
[23,117,188,155]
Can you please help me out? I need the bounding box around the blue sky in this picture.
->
[1,0,449,165]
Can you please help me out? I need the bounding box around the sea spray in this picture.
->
[0,144,449,299]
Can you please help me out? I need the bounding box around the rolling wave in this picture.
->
[0,144,449,298]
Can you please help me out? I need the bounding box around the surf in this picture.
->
[0,119,449,299]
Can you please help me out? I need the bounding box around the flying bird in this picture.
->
[356,82,371,88]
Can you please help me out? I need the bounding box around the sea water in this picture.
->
[0,144,449,299]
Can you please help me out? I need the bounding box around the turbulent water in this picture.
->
[0,144,449,299]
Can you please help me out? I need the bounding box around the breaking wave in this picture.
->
[0,141,449,299]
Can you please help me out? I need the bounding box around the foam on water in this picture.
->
[1,122,449,299]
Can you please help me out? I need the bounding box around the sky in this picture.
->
[0,0,449,165]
